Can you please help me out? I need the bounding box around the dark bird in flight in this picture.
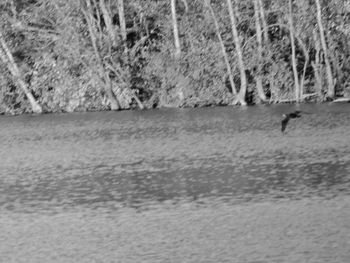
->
[281,110,303,133]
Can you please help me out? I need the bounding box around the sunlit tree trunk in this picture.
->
[205,0,239,99]
[312,29,323,99]
[227,0,247,105]
[315,0,334,98]
[253,0,267,102]
[0,31,42,113]
[258,0,269,43]
[117,0,127,43]
[288,0,300,102]
[171,0,181,59]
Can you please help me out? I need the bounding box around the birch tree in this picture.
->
[171,0,181,59]
[253,0,267,102]
[288,0,300,102]
[117,0,127,43]
[258,0,269,43]
[227,0,247,105]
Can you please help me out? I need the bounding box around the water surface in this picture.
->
[0,103,349,262]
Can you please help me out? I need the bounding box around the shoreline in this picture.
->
[1,98,349,117]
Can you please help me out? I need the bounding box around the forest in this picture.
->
[0,0,349,114]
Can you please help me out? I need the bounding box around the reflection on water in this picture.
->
[0,103,350,212]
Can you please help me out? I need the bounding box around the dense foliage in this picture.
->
[0,0,349,114]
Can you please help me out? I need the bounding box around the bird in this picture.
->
[281,110,303,133]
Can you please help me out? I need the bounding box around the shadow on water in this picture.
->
[0,103,350,212]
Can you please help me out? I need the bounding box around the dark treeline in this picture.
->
[0,0,349,114]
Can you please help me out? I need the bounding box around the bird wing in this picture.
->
[281,116,290,132]
[294,110,312,115]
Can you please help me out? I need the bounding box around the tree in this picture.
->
[288,0,300,102]
[100,0,117,46]
[253,0,267,102]
[205,0,238,98]
[0,30,42,113]
[171,0,181,59]
[115,0,145,109]
[315,0,334,98]
[1,0,349,113]
[258,0,269,43]
[227,0,247,105]
[82,0,120,110]
[117,0,127,43]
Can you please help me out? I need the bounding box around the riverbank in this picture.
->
[0,95,349,116]
[2,1,350,116]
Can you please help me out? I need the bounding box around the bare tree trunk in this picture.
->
[99,0,116,46]
[313,29,323,99]
[312,62,322,100]
[253,0,267,102]
[83,0,120,110]
[288,0,300,102]
[117,0,127,43]
[299,39,309,101]
[315,0,334,98]
[91,0,103,48]
[227,0,247,105]
[132,94,144,110]
[258,0,269,43]
[269,74,276,103]
[0,31,42,114]
[171,0,181,59]
[205,0,241,102]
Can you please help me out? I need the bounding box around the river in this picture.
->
[0,103,349,262]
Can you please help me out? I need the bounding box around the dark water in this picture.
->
[0,103,350,262]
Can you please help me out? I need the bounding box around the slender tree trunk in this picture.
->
[171,0,181,59]
[288,0,300,102]
[91,0,103,47]
[313,29,323,99]
[132,94,144,110]
[299,39,309,101]
[312,62,322,100]
[315,0,334,98]
[117,0,127,43]
[205,0,239,98]
[0,31,42,113]
[258,0,269,43]
[269,74,276,103]
[253,0,267,102]
[227,0,247,105]
[99,0,116,46]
